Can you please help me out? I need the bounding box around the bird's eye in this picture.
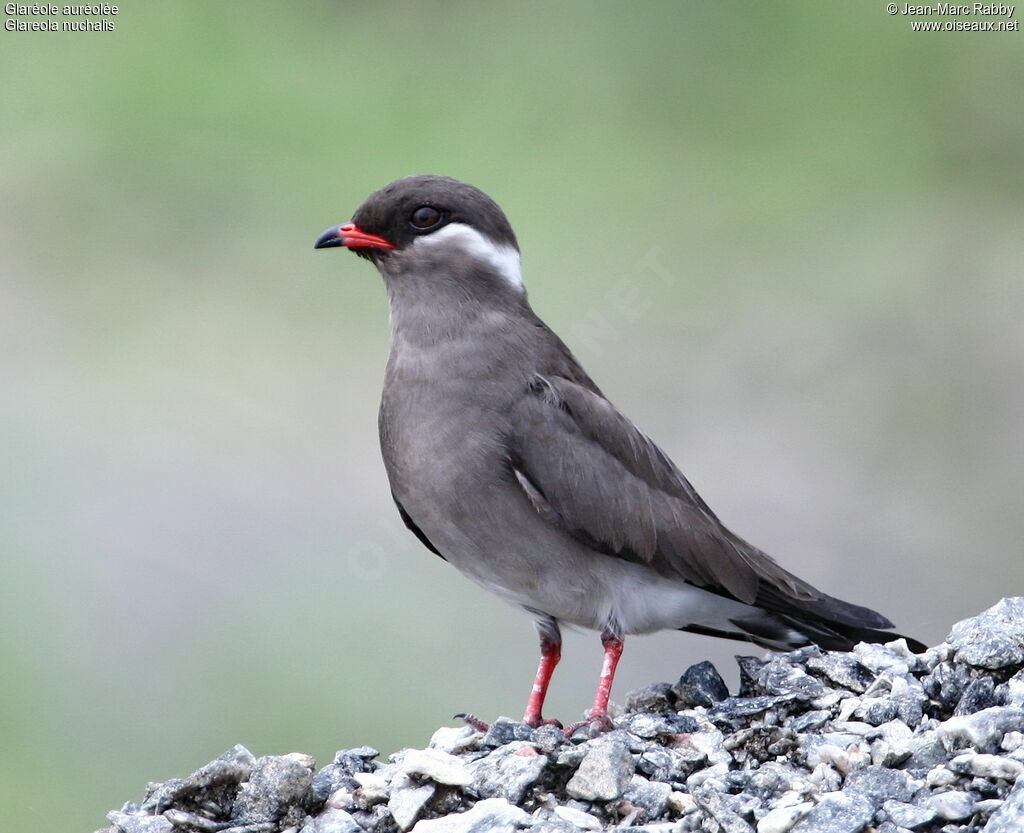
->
[410,206,442,230]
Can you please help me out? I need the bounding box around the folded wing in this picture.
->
[507,374,893,631]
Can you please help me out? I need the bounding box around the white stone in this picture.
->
[428,726,478,754]
[552,805,603,830]
[387,772,436,831]
[300,808,362,833]
[667,790,697,815]
[1003,732,1024,752]
[352,771,388,790]
[928,790,976,821]
[757,802,812,833]
[938,707,1024,752]
[410,798,529,833]
[950,752,1024,781]
[400,748,473,786]
[925,766,958,788]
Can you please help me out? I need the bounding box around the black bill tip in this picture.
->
[314,225,345,250]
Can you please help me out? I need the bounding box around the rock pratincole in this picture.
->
[315,175,924,737]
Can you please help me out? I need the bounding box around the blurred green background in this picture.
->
[2,1,1022,828]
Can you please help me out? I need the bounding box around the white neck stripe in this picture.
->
[412,222,523,290]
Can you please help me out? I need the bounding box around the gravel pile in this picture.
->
[99,598,1024,833]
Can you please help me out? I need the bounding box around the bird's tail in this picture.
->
[680,590,927,654]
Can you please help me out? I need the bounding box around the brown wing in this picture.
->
[508,374,892,630]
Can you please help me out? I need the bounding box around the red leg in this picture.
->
[459,618,563,734]
[523,629,562,727]
[564,630,624,738]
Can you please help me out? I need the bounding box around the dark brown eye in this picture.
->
[410,205,442,230]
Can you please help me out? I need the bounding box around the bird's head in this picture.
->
[315,175,523,294]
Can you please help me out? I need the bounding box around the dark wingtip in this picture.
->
[897,635,929,654]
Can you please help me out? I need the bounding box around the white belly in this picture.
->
[414,486,757,637]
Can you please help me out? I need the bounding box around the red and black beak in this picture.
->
[314,223,395,251]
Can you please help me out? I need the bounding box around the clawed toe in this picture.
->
[562,714,613,739]
[454,713,491,732]
[523,716,563,729]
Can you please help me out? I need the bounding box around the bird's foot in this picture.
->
[523,715,563,729]
[454,713,490,733]
[562,713,614,739]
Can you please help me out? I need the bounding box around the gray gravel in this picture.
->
[99,597,1024,833]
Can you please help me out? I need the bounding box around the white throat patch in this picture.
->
[412,222,523,290]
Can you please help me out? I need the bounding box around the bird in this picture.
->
[314,175,924,737]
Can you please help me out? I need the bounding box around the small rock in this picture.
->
[924,661,974,714]
[552,805,603,830]
[141,745,256,814]
[949,752,1024,781]
[636,747,674,781]
[388,773,436,831]
[313,747,380,803]
[624,683,676,714]
[984,775,1024,832]
[352,770,387,790]
[686,761,729,793]
[802,740,853,773]
[161,809,229,832]
[617,713,677,738]
[870,720,914,767]
[554,744,587,769]
[622,774,671,820]
[843,766,916,807]
[880,800,935,830]
[566,736,634,801]
[1001,731,1024,752]
[709,695,796,722]
[859,699,900,726]
[232,754,315,824]
[975,797,1004,815]
[409,797,529,833]
[667,791,696,816]
[925,766,958,788]
[468,742,548,803]
[852,643,910,677]
[531,723,566,754]
[106,812,174,833]
[938,707,1024,753]
[946,598,1024,669]
[429,726,479,755]
[756,802,812,833]
[400,749,472,787]
[685,726,730,764]
[1003,671,1024,708]
[352,779,389,810]
[692,786,754,833]
[757,658,830,701]
[790,791,874,833]
[905,732,949,772]
[300,807,363,833]
[955,677,1001,716]
[927,790,976,821]
[805,655,875,694]
[807,762,842,792]
[747,765,805,794]
[736,656,768,696]
[480,717,533,748]
[675,660,729,707]
[311,767,357,805]
[789,710,831,732]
